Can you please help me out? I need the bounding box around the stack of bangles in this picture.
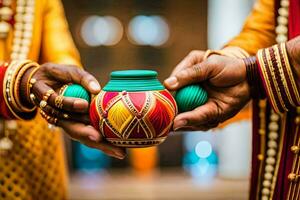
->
[243,56,265,99]
[1,60,68,126]
[2,60,39,120]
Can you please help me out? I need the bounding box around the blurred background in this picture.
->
[61,0,255,199]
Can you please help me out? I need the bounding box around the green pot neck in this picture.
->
[103,70,165,92]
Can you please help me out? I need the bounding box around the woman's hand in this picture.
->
[164,53,251,131]
[21,63,126,159]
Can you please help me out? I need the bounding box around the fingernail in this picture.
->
[174,120,187,131]
[89,81,100,91]
[88,135,99,142]
[164,77,178,88]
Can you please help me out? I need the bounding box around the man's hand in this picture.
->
[24,63,126,159]
[164,53,251,131]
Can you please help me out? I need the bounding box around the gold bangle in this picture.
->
[3,61,28,119]
[14,62,38,112]
[8,61,30,112]
[54,95,64,109]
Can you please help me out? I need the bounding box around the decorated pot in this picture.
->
[89,70,177,148]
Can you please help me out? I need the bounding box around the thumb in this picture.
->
[164,62,210,91]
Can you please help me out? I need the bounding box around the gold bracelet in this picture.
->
[3,61,24,119]
[14,62,38,112]
[3,61,36,119]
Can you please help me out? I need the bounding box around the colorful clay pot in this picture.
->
[89,70,177,148]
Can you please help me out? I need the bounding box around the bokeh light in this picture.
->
[73,142,110,172]
[195,140,212,158]
[80,15,123,46]
[128,15,170,46]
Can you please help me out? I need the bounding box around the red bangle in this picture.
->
[0,63,14,119]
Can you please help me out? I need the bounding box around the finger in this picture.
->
[170,50,205,77]
[42,63,101,94]
[173,100,219,130]
[164,62,210,91]
[33,81,89,113]
[42,105,90,124]
[58,121,126,159]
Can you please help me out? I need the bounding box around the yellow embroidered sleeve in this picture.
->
[41,0,81,66]
[226,0,276,55]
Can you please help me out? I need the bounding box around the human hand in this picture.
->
[164,53,251,131]
[21,63,125,159]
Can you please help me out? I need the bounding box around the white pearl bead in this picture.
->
[22,38,31,46]
[262,188,270,195]
[278,7,289,17]
[23,14,34,23]
[23,31,32,38]
[276,25,288,35]
[25,6,34,13]
[268,140,278,149]
[265,164,275,172]
[267,149,277,157]
[277,16,288,25]
[263,180,272,188]
[0,7,13,21]
[261,196,269,200]
[14,30,22,37]
[270,114,280,121]
[12,44,20,52]
[11,52,18,59]
[18,54,27,60]
[16,6,25,13]
[276,34,287,43]
[269,122,279,131]
[264,172,273,180]
[280,0,289,7]
[269,131,279,140]
[20,46,29,53]
[266,157,276,165]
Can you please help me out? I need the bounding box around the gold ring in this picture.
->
[55,95,64,109]
[59,84,68,95]
[39,100,47,108]
[63,113,69,119]
[43,89,55,101]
